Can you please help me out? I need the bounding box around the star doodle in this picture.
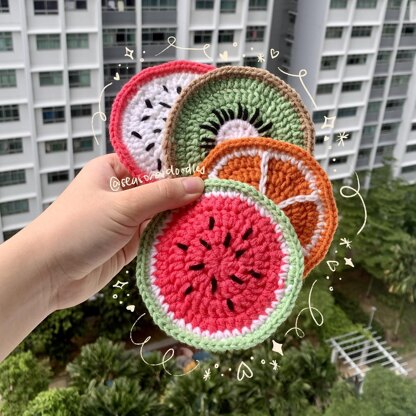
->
[269,360,280,371]
[203,368,211,381]
[344,258,355,268]
[340,238,352,249]
[337,132,349,147]
[124,47,134,60]
[257,53,265,63]
[321,116,336,129]
[272,340,284,356]
[112,280,128,289]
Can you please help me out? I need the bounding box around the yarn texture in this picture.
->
[162,66,315,174]
[136,179,304,351]
[195,138,338,277]
[110,61,213,181]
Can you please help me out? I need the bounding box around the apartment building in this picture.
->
[270,0,416,185]
[0,0,273,242]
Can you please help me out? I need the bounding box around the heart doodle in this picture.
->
[237,361,253,381]
[114,72,120,81]
[219,50,229,61]
[326,260,339,272]
[270,48,279,59]
[126,305,135,312]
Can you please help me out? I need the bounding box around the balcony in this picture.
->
[379,130,398,144]
[356,154,371,168]
[102,10,136,26]
[142,10,176,25]
[394,60,414,72]
[385,8,401,21]
[365,111,379,122]
[375,61,390,74]
[360,134,375,147]
[379,36,395,48]
[370,86,384,99]
[399,35,416,47]
[403,150,416,163]
[389,84,408,97]
[384,107,404,120]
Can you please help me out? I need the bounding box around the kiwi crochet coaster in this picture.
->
[110,61,214,181]
[195,138,338,277]
[136,179,303,352]
[162,66,315,174]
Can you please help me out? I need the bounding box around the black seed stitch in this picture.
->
[200,124,218,134]
[163,85,169,92]
[258,121,273,134]
[177,86,182,94]
[212,109,224,124]
[237,103,243,119]
[153,128,162,134]
[145,99,153,109]
[223,232,231,248]
[228,108,235,119]
[249,108,260,124]
[145,142,155,151]
[201,137,216,143]
[227,299,235,311]
[141,115,150,121]
[199,238,212,250]
[209,120,220,130]
[184,286,193,295]
[162,117,167,121]
[201,143,216,150]
[131,131,142,139]
[189,263,205,271]
[249,270,262,279]
[235,249,246,259]
[211,277,217,293]
[209,217,215,230]
[157,159,162,171]
[230,274,244,285]
[242,107,248,121]
[254,118,264,129]
[159,102,171,109]
[220,109,229,122]
[242,228,253,240]
[176,243,188,251]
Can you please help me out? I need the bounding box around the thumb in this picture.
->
[114,176,204,225]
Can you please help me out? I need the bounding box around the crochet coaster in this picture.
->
[194,138,338,277]
[162,66,315,173]
[110,61,214,181]
[136,178,303,352]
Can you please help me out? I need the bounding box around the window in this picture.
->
[367,101,381,113]
[45,139,67,153]
[372,76,386,88]
[342,81,362,92]
[0,169,25,186]
[0,32,12,51]
[362,125,376,136]
[36,34,60,50]
[218,30,234,43]
[47,170,69,184]
[67,33,89,49]
[377,50,391,62]
[141,60,168,69]
[243,56,261,67]
[249,0,267,10]
[73,136,93,152]
[329,156,348,165]
[34,0,58,14]
[0,69,16,88]
[102,0,135,11]
[195,0,213,9]
[386,99,405,109]
[330,0,347,8]
[0,199,29,216]
[194,30,212,44]
[104,63,135,80]
[351,26,372,37]
[142,0,175,9]
[347,54,367,65]
[388,0,401,7]
[142,28,174,45]
[0,105,19,122]
[0,0,9,13]
[246,26,265,42]
[288,12,296,24]
[402,165,416,174]
[217,61,232,67]
[337,107,357,118]
[69,70,90,88]
[312,110,329,123]
[356,0,377,8]
[412,122,416,131]
[65,0,87,9]
[396,50,415,60]
[402,24,416,36]
[316,135,325,145]
[42,107,65,124]
[39,71,63,86]
[74,168,82,176]
[220,0,236,13]
[71,104,92,118]
[391,74,410,86]
[316,83,334,94]
[0,138,22,155]
[381,122,398,132]
[103,28,136,47]
[382,24,396,37]
[406,144,416,153]
[325,27,343,38]
[320,56,338,70]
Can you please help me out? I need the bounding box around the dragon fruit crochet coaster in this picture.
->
[162,66,315,174]
[110,60,214,181]
[195,138,338,277]
[136,178,303,352]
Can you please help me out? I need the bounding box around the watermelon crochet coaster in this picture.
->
[110,61,214,181]
[195,138,338,277]
[162,66,315,174]
[136,178,303,352]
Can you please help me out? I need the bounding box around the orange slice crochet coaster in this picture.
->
[194,138,338,277]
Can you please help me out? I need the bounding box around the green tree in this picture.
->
[23,387,81,416]
[0,351,51,416]
[80,377,160,416]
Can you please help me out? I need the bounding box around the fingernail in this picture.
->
[181,177,204,194]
